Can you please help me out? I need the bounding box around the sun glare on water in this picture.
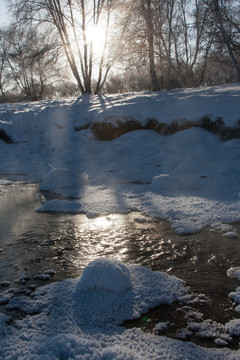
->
[92,215,112,229]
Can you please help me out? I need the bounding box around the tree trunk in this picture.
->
[0,82,6,100]
[142,0,160,91]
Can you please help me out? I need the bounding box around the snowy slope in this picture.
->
[0,83,240,234]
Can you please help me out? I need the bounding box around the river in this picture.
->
[1,182,240,347]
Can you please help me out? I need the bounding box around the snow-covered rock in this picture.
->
[75,257,132,293]
[223,231,239,239]
[40,168,87,193]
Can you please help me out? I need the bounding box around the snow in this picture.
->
[1,258,240,359]
[76,257,132,293]
[223,231,239,239]
[40,168,82,192]
[154,321,169,332]
[0,84,240,233]
[1,83,240,358]
[33,272,54,281]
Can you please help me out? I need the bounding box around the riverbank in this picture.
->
[1,84,240,358]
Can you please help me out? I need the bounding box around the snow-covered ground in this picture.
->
[1,258,240,359]
[0,83,240,233]
[1,83,240,358]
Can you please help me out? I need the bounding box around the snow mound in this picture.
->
[40,168,87,193]
[151,174,172,193]
[223,231,239,239]
[76,258,132,293]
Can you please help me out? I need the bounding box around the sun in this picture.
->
[87,23,107,55]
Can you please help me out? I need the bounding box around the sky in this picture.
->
[0,0,10,27]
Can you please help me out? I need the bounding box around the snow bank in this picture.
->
[36,127,240,233]
[1,83,240,234]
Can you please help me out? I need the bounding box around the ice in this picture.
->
[223,231,239,239]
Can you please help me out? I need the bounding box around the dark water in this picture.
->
[1,183,240,333]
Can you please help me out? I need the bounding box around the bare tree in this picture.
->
[12,0,126,94]
[206,0,240,80]
[9,0,240,95]
[6,26,60,100]
[117,0,160,91]
[173,0,213,87]
[152,0,212,88]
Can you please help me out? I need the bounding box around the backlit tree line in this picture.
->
[0,0,239,101]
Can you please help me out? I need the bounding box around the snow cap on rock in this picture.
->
[76,257,132,293]
[40,168,77,191]
[40,168,87,192]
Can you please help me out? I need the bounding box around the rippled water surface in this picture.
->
[1,183,240,326]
